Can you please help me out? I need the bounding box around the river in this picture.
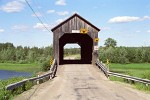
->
[0,70,32,80]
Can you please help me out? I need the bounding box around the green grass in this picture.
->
[109,63,150,79]
[0,77,33,100]
[109,63,150,92]
[0,63,41,100]
[0,63,41,73]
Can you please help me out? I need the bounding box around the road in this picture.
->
[15,64,150,100]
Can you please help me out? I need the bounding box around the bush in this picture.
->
[25,81,33,90]
[0,77,24,100]
[41,60,51,71]
[0,90,12,100]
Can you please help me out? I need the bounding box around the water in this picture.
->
[0,70,32,80]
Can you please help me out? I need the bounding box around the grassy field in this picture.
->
[109,63,150,92]
[109,63,150,79]
[0,63,41,73]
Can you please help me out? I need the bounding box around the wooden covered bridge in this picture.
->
[51,13,100,65]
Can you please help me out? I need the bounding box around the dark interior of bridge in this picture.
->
[59,33,93,65]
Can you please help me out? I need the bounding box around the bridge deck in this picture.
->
[15,64,150,100]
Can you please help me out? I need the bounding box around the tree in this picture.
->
[104,38,117,47]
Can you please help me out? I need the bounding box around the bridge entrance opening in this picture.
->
[51,13,100,65]
[63,44,81,60]
[59,33,93,65]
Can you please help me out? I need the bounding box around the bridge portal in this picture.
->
[51,13,100,65]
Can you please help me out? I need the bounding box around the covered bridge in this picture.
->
[51,13,100,65]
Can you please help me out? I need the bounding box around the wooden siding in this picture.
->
[53,16,99,38]
[51,14,100,65]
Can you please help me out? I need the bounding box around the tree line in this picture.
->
[64,48,80,56]
[99,38,150,63]
[1,39,150,64]
[0,43,53,64]
[99,46,150,64]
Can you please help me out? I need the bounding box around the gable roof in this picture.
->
[51,13,100,32]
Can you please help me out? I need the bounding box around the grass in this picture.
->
[0,63,41,73]
[0,77,33,100]
[109,63,150,92]
[109,63,150,79]
[0,63,41,100]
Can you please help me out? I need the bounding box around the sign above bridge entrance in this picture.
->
[72,30,80,33]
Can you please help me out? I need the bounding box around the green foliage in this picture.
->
[135,83,150,91]
[144,48,150,62]
[64,48,80,57]
[0,90,12,100]
[41,60,51,71]
[109,63,150,92]
[141,72,150,80]
[109,63,150,78]
[99,47,129,64]
[99,46,150,64]
[0,77,34,100]
[110,76,150,92]
[0,43,53,64]
[104,38,117,47]
[109,76,124,82]
[0,63,40,73]
[25,81,33,90]
[0,77,24,100]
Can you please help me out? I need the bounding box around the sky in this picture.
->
[0,0,150,48]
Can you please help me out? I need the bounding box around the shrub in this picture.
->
[25,81,33,90]
[41,60,51,71]
[0,89,12,100]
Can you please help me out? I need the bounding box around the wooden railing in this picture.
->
[95,59,150,85]
[5,59,57,90]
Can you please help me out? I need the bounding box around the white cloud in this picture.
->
[33,23,52,31]
[147,30,150,33]
[108,16,140,23]
[0,28,4,32]
[0,1,24,13]
[143,16,150,20]
[55,0,66,6]
[47,10,55,14]
[108,16,150,23]
[31,12,42,17]
[11,25,28,31]
[57,11,69,16]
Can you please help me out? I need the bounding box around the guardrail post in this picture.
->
[49,73,53,80]
[37,75,40,84]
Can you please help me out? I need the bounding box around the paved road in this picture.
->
[15,64,150,100]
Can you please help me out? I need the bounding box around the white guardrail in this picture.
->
[96,59,150,85]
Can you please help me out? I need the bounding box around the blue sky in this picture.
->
[0,0,150,47]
